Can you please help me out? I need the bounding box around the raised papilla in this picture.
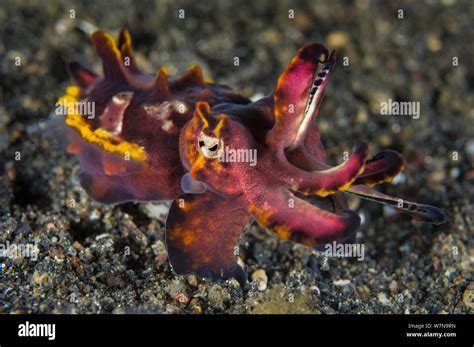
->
[58,29,446,284]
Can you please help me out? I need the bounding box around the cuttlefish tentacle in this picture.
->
[347,185,447,224]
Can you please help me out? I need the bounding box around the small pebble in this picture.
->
[251,269,268,291]
[72,241,85,252]
[377,292,391,306]
[465,139,474,159]
[310,285,320,296]
[462,283,474,310]
[142,202,171,222]
[426,34,442,52]
[320,257,330,271]
[334,279,351,286]
[174,293,190,304]
[189,298,202,314]
[208,285,229,310]
[389,280,398,294]
[326,31,349,49]
[355,107,368,124]
[186,275,198,288]
[32,271,50,285]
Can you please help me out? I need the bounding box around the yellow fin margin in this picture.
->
[58,86,146,162]
[65,114,146,161]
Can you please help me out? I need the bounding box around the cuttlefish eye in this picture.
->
[198,134,223,159]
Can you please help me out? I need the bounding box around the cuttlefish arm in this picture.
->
[267,43,335,150]
[352,150,405,186]
[165,191,252,285]
[287,145,447,224]
[277,142,369,197]
[249,188,360,247]
[291,146,406,187]
[263,43,367,196]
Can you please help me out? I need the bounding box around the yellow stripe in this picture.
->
[312,164,366,197]
[197,112,209,129]
[204,76,214,84]
[58,95,77,104]
[161,65,170,75]
[58,88,145,162]
[66,85,81,97]
[65,114,146,161]
[213,116,226,137]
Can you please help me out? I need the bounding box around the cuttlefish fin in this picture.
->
[91,31,127,82]
[165,191,251,285]
[118,28,140,74]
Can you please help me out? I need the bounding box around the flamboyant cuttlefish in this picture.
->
[56,29,446,284]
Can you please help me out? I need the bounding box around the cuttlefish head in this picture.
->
[180,101,257,196]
